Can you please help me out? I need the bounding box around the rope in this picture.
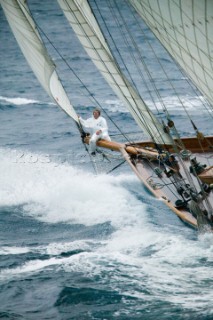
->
[92,0,169,146]
[25,1,149,174]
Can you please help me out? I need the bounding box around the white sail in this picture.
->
[57,0,172,145]
[0,0,78,122]
[129,0,213,109]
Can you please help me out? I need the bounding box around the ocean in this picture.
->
[0,1,213,319]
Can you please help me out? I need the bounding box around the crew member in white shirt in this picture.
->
[78,109,111,155]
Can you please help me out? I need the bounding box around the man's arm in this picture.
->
[78,116,93,129]
[98,118,108,134]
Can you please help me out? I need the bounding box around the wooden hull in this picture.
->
[119,147,198,229]
[198,166,213,184]
[87,135,213,231]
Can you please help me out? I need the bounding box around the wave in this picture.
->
[105,99,128,113]
[0,246,30,255]
[147,95,210,112]
[0,96,55,106]
[1,227,213,313]
[0,256,66,278]
[0,96,39,106]
[1,147,213,313]
[0,148,144,228]
[104,95,209,114]
[0,240,93,257]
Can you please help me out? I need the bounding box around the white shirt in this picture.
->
[79,116,109,135]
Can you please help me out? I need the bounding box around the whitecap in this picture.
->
[0,96,55,106]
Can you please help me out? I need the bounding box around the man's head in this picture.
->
[93,108,101,119]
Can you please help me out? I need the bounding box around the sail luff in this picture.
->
[0,0,78,122]
[129,0,213,109]
[57,0,172,145]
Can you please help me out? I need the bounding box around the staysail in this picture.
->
[57,0,172,145]
[0,0,78,122]
[129,0,213,109]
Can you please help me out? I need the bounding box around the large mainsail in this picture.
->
[129,0,213,109]
[0,0,78,122]
[57,0,172,145]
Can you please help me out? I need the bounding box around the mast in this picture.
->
[57,0,173,145]
[0,0,80,125]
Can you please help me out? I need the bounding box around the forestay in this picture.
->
[0,0,78,122]
[57,0,172,145]
[129,0,213,109]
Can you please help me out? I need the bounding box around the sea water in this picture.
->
[0,1,213,319]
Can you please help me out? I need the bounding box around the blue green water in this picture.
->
[0,1,213,319]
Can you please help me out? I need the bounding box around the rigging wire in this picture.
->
[55,0,172,152]
[109,0,167,117]
[108,0,212,200]
[34,0,154,172]
[23,1,111,174]
[107,0,213,137]
[11,1,213,219]
[139,0,213,121]
[92,0,191,160]
[107,0,213,154]
[25,0,173,154]
[33,12,138,147]
[24,0,155,175]
[92,0,195,169]
[37,0,211,198]
[91,0,170,146]
[177,0,213,115]
[108,0,191,154]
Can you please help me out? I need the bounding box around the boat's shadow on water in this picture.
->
[119,177,196,234]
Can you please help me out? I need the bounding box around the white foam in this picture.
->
[38,240,94,256]
[104,95,210,114]
[0,240,93,257]
[0,96,39,105]
[0,257,67,279]
[0,96,55,106]
[59,230,213,311]
[1,147,213,311]
[0,246,30,255]
[147,95,208,112]
[0,240,96,280]
[0,148,145,228]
